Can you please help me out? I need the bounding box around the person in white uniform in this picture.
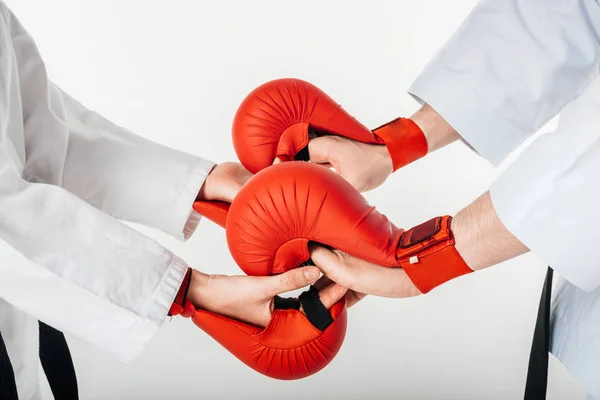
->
[307,0,600,398]
[0,3,346,399]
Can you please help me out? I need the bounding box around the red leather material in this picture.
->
[192,300,347,380]
[187,193,348,380]
[188,165,469,379]
[168,268,192,317]
[373,118,428,172]
[397,216,473,293]
[169,299,196,319]
[232,78,427,173]
[193,200,230,228]
[232,78,382,173]
[276,122,310,162]
[226,163,471,294]
[226,162,402,276]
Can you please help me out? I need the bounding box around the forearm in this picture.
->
[60,86,215,239]
[0,174,188,361]
[452,191,529,271]
[410,103,460,153]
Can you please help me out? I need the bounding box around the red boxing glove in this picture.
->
[226,162,472,293]
[232,78,427,173]
[178,200,347,380]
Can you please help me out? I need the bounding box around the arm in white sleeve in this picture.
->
[490,77,600,291]
[409,0,600,165]
[0,3,187,362]
[9,7,214,240]
[59,87,215,240]
[0,164,188,362]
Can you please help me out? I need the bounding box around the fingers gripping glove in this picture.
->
[170,285,347,380]
[226,162,472,293]
[175,201,348,380]
[232,78,427,173]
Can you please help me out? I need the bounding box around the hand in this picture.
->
[301,104,462,193]
[186,266,347,328]
[314,275,367,308]
[310,244,422,299]
[197,162,253,203]
[306,136,393,193]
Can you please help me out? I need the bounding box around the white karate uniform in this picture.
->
[409,0,600,397]
[0,3,214,399]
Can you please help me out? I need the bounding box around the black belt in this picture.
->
[523,266,553,400]
[0,321,78,400]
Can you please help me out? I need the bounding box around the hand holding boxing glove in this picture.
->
[311,191,528,301]
[172,185,349,380]
[170,266,345,328]
[232,78,429,191]
[226,162,473,297]
[305,134,395,192]
[307,104,461,192]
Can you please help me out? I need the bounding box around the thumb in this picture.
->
[307,136,334,165]
[309,244,350,285]
[266,266,320,297]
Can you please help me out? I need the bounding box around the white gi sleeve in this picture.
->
[0,3,199,362]
[409,0,600,166]
[408,0,600,290]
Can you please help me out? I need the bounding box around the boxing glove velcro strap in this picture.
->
[397,216,473,294]
[273,295,301,310]
[274,288,333,330]
[298,286,334,331]
[373,117,427,172]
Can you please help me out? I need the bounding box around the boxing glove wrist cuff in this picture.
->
[396,216,472,293]
[168,267,193,317]
[274,286,334,331]
[373,118,427,172]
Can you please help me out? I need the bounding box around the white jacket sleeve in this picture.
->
[58,88,215,240]
[408,0,600,290]
[11,7,214,240]
[0,166,189,362]
[490,78,600,291]
[409,0,600,165]
[0,4,190,361]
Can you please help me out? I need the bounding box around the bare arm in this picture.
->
[452,192,528,271]
[311,190,528,304]
[411,104,461,153]
[307,102,461,192]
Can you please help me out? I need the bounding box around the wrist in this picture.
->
[374,117,427,172]
[396,215,472,293]
[451,192,529,271]
[186,269,211,309]
[374,143,394,176]
[450,213,481,270]
[410,104,459,153]
[196,165,218,202]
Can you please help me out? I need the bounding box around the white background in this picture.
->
[5,1,588,399]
